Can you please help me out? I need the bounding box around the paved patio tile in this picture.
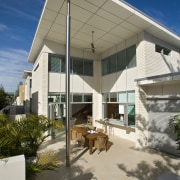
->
[36,130,180,180]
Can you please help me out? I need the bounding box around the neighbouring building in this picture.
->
[25,0,180,156]
[22,70,32,114]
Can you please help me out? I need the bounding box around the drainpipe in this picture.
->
[65,0,71,167]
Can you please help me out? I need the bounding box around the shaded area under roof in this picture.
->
[28,0,180,63]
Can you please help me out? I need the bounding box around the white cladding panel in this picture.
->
[144,32,180,77]
[24,77,31,100]
[49,74,94,93]
[136,35,146,79]
[83,76,94,93]
[146,83,180,97]
[41,53,49,116]
[49,73,66,92]
[116,71,127,91]
[0,155,25,180]
[101,73,117,93]
[31,53,48,115]
[71,75,84,92]
[101,67,137,93]
[163,84,180,96]
[126,68,137,90]
[31,57,42,114]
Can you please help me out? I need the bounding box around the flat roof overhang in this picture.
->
[135,72,180,86]
[22,70,32,79]
[28,0,180,63]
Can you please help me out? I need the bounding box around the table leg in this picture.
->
[105,139,108,152]
[89,140,93,154]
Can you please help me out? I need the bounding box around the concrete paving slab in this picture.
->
[36,130,180,180]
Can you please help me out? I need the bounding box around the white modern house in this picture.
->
[22,70,32,114]
[26,0,180,156]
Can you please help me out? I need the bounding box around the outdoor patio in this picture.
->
[36,129,180,180]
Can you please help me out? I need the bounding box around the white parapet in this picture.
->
[0,155,25,180]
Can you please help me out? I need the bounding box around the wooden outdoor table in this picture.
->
[86,132,108,155]
[70,126,108,155]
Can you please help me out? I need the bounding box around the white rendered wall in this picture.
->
[135,85,149,148]
[93,60,102,122]
[41,53,49,116]
[31,53,48,116]
[101,34,139,93]
[145,83,180,156]
[0,155,25,180]
[33,40,101,118]
[24,76,31,114]
[144,32,180,77]
[24,76,31,100]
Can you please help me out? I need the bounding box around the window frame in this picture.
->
[101,44,136,76]
[155,44,171,56]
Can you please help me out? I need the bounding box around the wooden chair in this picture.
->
[71,130,85,147]
[96,128,104,133]
[76,132,85,146]
[71,129,77,140]
[94,136,108,154]
[87,115,92,125]
[88,125,96,131]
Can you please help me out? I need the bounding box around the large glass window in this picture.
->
[49,93,92,103]
[49,53,93,76]
[117,49,126,71]
[48,54,65,73]
[72,57,83,75]
[127,105,135,126]
[102,44,136,75]
[102,58,109,76]
[48,55,60,72]
[110,92,117,102]
[60,94,65,103]
[102,91,135,127]
[127,91,135,103]
[102,93,108,102]
[73,94,83,102]
[48,93,66,103]
[155,44,171,56]
[71,57,93,76]
[84,94,93,102]
[72,93,93,103]
[118,92,127,103]
[126,45,136,68]
[109,54,117,73]
[84,60,93,76]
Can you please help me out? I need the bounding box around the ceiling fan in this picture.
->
[84,31,102,53]
[90,31,95,53]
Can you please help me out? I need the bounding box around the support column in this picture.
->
[65,0,71,167]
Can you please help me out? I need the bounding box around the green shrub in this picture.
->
[26,151,60,180]
[169,113,180,152]
[0,114,50,158]
[0,114,63,179]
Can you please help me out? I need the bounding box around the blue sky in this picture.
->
[0,0,179,93]
[0,0,44,93]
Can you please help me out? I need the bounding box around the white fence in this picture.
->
[0,155,25,180]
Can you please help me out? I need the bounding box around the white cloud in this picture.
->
[1,4,38,22]
[0,48,32,92]
[0,24,8,31]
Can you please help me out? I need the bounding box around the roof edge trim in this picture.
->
[112,0,180,40]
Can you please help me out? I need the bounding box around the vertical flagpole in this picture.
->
[66,0,71,167]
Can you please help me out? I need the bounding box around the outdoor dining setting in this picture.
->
[70,125,109,155]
